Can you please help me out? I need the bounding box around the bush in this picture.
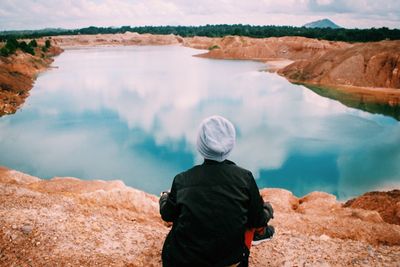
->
[45,39,51,48]
[5,38,18,54]
[208,45,220,50]
[0,46,10,57]
[19,41,35,55]
[28,39,38,47]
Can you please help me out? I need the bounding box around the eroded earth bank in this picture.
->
[0,41,62,116]
[1,167,400,266]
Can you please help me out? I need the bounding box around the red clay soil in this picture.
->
[278,40,400,89]
[344,190,400,225]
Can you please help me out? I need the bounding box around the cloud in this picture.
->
[0,0,399,30]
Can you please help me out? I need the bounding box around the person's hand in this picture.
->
[160,190,170,197]
[159,190,170,205]
[263,202,274,219]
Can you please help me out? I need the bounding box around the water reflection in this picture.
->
[303,84,400,121]
[0,46,399,199]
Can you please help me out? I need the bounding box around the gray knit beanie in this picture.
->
[196,115,236,162]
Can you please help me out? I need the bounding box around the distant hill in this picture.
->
[303,19,342,29]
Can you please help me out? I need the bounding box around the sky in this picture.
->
[0,0,399,31]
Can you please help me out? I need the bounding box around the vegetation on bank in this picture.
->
[0,24,399,43]
[0,38,51,57]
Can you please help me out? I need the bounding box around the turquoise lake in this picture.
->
[0,46,399,199]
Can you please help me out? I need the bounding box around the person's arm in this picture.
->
[246,172,269,228]
[159,176,179,222]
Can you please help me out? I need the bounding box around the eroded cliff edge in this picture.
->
[1,167,399,266]
[0,42,63,116]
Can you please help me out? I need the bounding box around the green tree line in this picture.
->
[0,38,51,57]
[1,24,399,43]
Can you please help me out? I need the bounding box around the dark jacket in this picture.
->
[159,159,268,267]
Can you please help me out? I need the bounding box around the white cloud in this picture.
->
[316,0,334,5]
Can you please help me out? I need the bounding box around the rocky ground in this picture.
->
[344,190,400,225]
[1,167,399,266]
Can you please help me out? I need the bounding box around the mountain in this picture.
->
[303,19,342,29]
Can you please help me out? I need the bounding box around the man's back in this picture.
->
[160,160,267,267]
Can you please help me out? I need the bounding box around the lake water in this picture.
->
[0,46,399,199]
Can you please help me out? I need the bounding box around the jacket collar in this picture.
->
[203,159,236,165]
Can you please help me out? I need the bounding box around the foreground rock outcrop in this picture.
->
[1,167,399,266]
[0,41,62,116]
[344,190,400,226]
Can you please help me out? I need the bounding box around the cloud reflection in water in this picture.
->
[0,46,399,198]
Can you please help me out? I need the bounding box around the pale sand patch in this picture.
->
[264,59,294,72]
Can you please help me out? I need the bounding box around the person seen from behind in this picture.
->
[159,115,274,267]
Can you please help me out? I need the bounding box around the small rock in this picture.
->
[10,233,18,241]
[36,241,40,246]
[367,245,374,257]
[21,225,33,234]
[11,224,17,230]
[319,234,330,241]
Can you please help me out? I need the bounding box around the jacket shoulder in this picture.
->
[226,161,253,179]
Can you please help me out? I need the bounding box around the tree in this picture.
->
[0,46,10,57]
[28,39,38,47]
[45,39,51,48]
[18,41,35,55]
[5,38,18,54]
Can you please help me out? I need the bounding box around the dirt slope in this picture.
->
[279,40,400,89]
[344,190,400,225]
[189,35,349,61]
[0,43,62,116]
[1,167,399,266]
